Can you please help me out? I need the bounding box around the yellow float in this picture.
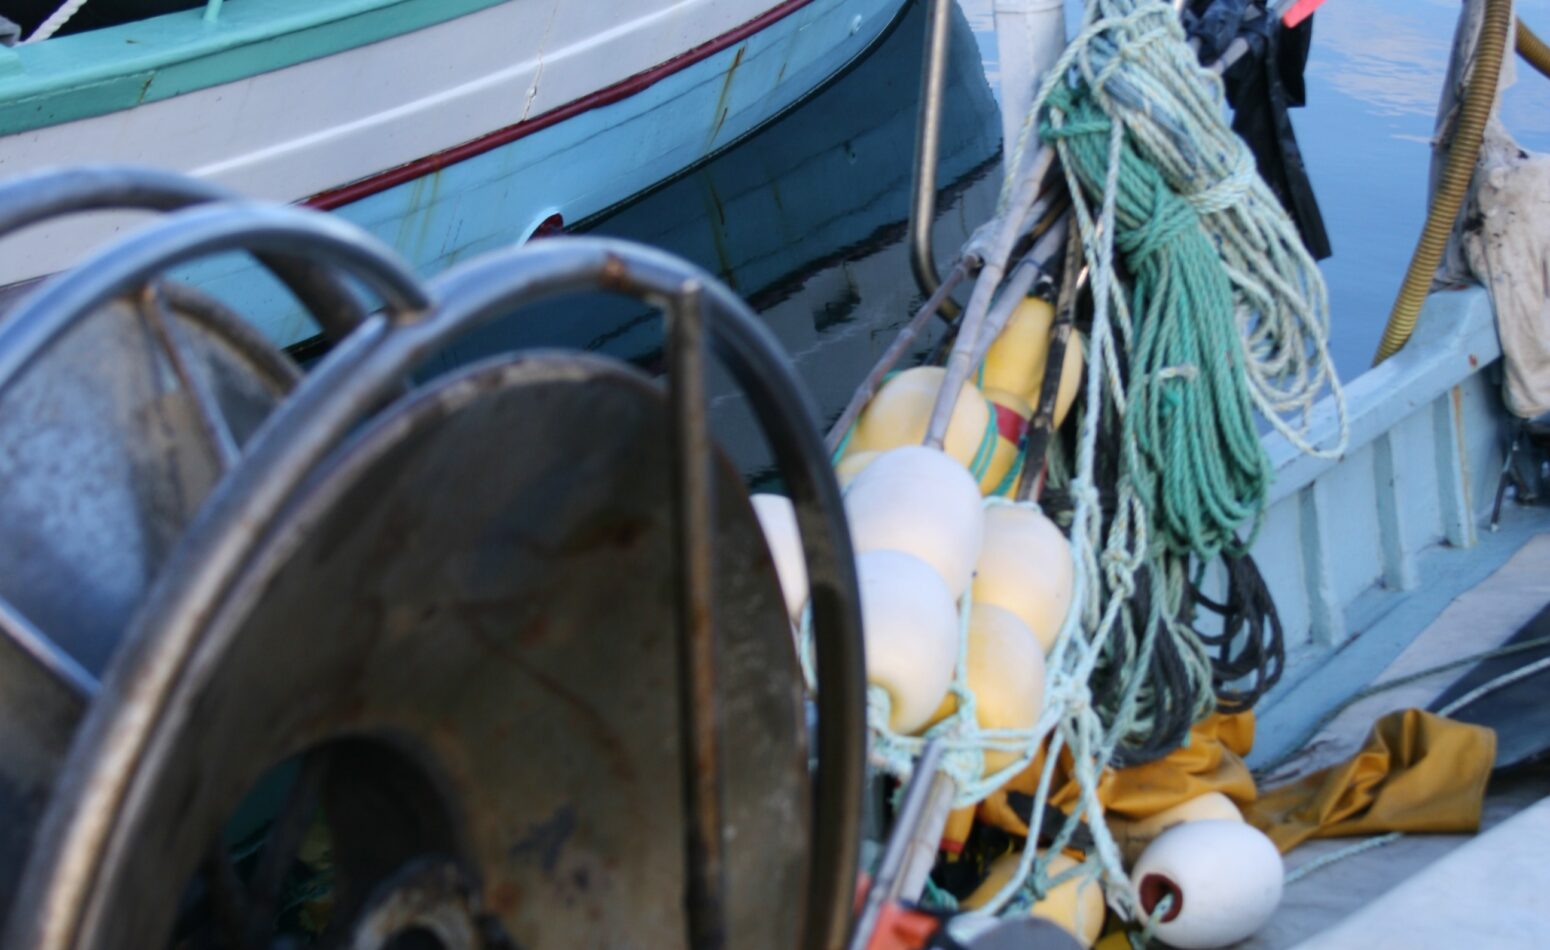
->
[963,850,1107,947]
[847,366,995,473]
[834,449,879,488]
[982,296,1056,400]
[927,604,1045,772]
[980,296,1085,431]
[1107,791,1243,865]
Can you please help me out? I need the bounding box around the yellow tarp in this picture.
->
[972,712,1257,842]
[1244,708,1496,852]
[964,708,1494,855]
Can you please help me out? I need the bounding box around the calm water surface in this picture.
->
[577,0,1550,477]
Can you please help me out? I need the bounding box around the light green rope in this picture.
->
[1042,41,1270,559]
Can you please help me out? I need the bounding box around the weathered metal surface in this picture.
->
[15,356,810,947]
[667,281,731,949]
[0,281,297,936]
[0,195,431,946]
[348,860,491,950]
[0,285,296,675]
[0,608,87,921]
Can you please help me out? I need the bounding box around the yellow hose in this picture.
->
[1373,0,1513,364]
[1517,17,1550,79]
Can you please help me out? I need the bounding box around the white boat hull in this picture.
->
[0,0,910,346]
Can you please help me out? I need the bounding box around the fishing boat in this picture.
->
[0,0,912,346]
[2,0,1550,946]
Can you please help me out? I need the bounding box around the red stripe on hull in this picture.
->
[303,0,822,211]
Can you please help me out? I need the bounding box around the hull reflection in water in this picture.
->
[434,0,1002,480]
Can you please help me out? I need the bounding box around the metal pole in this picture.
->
[846,742,944,950]
[1016,224,1085,501]
[893,772,958,903]
[908,0,960,319]
[668,280,729,950]
[826,261,968,454]
[138,282,241,472]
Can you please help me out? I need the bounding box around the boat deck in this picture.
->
[1246,524,1550,947]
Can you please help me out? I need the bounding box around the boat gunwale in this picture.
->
[1262,288,1503,506]
[0,0,521,133]
[0,0,831,141]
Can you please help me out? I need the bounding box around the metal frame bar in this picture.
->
[136,281,242,471]
[0,165,367,335]
[846,741,943,950]
[667,280,729,949]
[0,202,426,400]
[907,0,960,318]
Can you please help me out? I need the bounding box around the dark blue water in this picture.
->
[551,0,1002,480]
[570,0,1550,478]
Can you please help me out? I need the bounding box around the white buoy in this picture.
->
[845,445,984,597]
[750,494,809,622]
[856,549,960,734]
[970,503,1074,651]
[1130,820,1283,949]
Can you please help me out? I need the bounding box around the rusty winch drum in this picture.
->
[0,168,865,949]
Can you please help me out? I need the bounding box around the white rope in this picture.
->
[22,0,91,43]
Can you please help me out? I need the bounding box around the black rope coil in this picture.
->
[1186,551,1284,712]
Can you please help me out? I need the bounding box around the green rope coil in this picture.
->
[1041,86,1271,559]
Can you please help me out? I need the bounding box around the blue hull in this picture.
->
[177,0,912,347]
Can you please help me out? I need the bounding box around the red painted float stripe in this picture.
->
[304,0,822,211]
[992,401,1029,445]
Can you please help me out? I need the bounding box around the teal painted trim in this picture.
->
[0,0,506,135]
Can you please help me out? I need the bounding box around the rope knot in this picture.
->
[1182,147,1257,216]
[1116,184,1199,261]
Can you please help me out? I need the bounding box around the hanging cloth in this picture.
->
[1434,2,1550,419]
[1185,1,1334,259]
